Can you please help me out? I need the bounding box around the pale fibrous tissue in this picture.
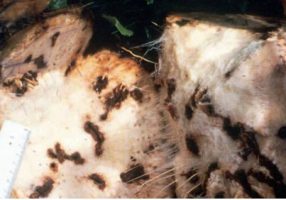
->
[160,14,286,198]
[0,2,286,198]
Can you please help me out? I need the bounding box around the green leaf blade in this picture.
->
[146,0,154,5]
[48,0,68,10]
[102,14,134,37]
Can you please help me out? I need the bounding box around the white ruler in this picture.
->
[0,120,30,198]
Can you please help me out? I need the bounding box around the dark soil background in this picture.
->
[69,0,284,72]
[2,0,285,72]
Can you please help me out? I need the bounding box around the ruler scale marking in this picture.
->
[0,120,30,198]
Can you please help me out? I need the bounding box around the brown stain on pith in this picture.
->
[34,55,47,69]
[100,84,129,120]
[130,88,143,103]
[64,59,76,76]
[83,121,105,156]
[167,103,178,120]
[232,169,262,198]
[93,76,108,93]
[49,162,58,173]
[51,32,60,47]
[88,173,106,190]
[47,143,85,165]
[248,169,286,198]
[277,126,286,139]
[166,78,176,102]
[120,164,149,183]
[24,55,32,63]
[185,104,193,120]
[222,117,243,140]
[181,168,199,184]
[29,177,54,198]
[185,135,199,156]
